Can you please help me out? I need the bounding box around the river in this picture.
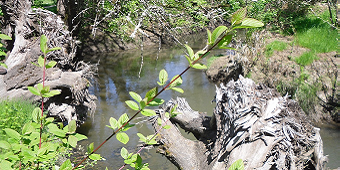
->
[79,36,339,169]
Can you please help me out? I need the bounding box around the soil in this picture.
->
[206,31,339,123]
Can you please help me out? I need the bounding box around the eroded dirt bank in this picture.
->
[206,31,338,123]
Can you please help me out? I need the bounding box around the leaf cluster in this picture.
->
[120,147,150,170]
[0,111,88,169]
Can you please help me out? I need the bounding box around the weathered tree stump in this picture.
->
[153,76,327,169]
[0,1,96,124]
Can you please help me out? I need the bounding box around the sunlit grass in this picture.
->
[295,51,319,66]
[0,99,37,140]
[265,40,288,57]
[293,11,337,53]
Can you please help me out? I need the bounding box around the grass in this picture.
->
[32,0,57,13]
[293,11,337,53]
[206,55,222,68]
[264,40,288,57]
[0,99,37,140]
[295,51,319,66]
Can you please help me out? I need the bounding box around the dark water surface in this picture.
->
[79,37,339,169]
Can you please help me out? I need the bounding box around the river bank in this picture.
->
[206,29,338,124]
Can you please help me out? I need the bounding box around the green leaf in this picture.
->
[22,147,35,159]
[0,140,11,150]
[194,50,209,60]
[116,132,129,144]
[32,107,41,123]
[118,113,129,127]
[0,62,7,68]
[45,60,57,68]
[228,159,244,170]
[137,133,147,143]
[48,124,66,137]
[184,44,195,60]
[121,147,129,159]
[165,112,170,118]
[146,135,157,145]
[135,154,143,168]
[88,142,94,154]
[68,135,78,148]
[28,86,40,96]
[211,26,228,45]
[185,55,193,66]
[148,98,164,106]
[74,133,88,141]
[233,18,264,29]
[47,47,62,53]
[192,63,207,70]
[163,125,171,129]
[157,118,162,125]
[145,87,158,101]
[40,35,48,54]
[141,109,156,116]
[42,90,61,98]
[0,34,12,40]
[124,154,138,165]
[218,34,233,49]
[68,120,77,133]
[0,51,7,57]
[109,117,118,129]
[37,83,43,92]
[231,7,247,25]
[60,159,72,170]
[129,91,142,102]
[22,122,34,135]
[140,100,146,109]
[170,87,184,93]
[0,160,13,170]
[38,55,45,68]
[158,69,168,86]
[207,29,212,45]
[41,86,50,94]
[4,128,21,140]
[125,100,139,111]
[169,75,182,88]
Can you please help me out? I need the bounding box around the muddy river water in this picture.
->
[79,38,339,169]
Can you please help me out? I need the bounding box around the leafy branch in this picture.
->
[73,7,263,170]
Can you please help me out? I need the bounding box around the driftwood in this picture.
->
[153,76,327,169]
[0,1,96,124]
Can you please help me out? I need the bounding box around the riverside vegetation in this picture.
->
[0,0,337,169]
[0,7,263,169]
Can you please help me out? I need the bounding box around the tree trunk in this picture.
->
[153,76,327,169]
[0,0,96,124]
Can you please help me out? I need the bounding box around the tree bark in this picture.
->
[0,1,96,124]
[153,76,327,169]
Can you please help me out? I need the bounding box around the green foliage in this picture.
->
[228,159,244,170]
[294,22,337,53]
[32,0,57,13]
[0,33,12,66]
[294,51,318,66]
[0,113,88,169]
[265,40,288,57]
[276,67,320,114]
[0,100,37,140]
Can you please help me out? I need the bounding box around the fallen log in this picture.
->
[153,76,327,169]
[0,1,96,124]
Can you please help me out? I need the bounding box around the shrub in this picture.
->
[0,99,37,140]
